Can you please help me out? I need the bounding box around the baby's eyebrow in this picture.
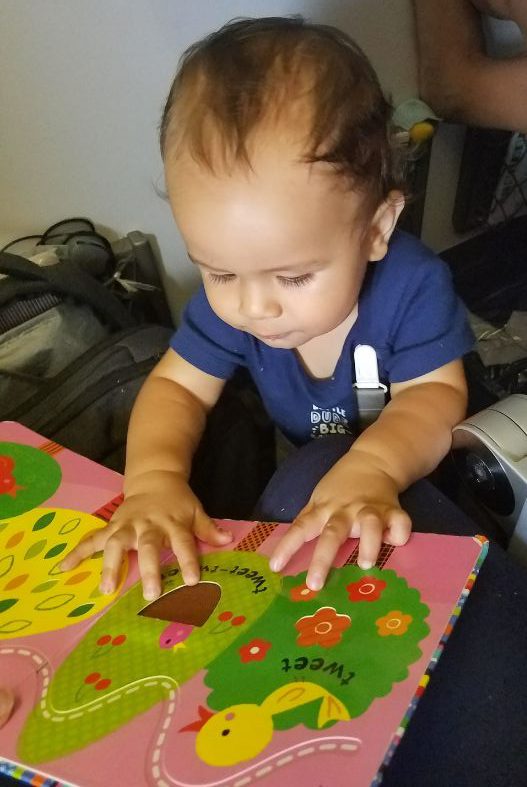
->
[187,253,324,273]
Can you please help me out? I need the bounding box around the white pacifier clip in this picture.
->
[353,344,387,429]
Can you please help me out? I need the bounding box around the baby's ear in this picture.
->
[367,191,405,261]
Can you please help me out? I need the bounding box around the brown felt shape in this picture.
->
[138,581,221,626]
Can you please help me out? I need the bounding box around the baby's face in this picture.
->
[167,140,382,350]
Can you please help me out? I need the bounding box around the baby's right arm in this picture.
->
[61,350,231,600]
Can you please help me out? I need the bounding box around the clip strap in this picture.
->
[353,345,387,429]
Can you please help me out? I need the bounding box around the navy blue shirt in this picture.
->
[171,231,474,446]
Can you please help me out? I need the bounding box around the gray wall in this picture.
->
[0,1,523,315]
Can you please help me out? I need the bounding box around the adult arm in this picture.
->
[414,0,527,132]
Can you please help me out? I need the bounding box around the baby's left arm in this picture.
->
[269,359,467,589]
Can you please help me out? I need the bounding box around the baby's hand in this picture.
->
[269,454,411,590]
[60,471,232,600]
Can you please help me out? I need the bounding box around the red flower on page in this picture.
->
[289,582,319,602]
[239,638,272,663]
[295,607,351,649]
[346,575,386,602]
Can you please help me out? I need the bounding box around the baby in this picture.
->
[62,16,472,598]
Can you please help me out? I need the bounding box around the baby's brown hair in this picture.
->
[160,16,405,205]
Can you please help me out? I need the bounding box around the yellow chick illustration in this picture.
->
[194,682,350,766]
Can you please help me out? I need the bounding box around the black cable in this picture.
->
[40,217,95,244]
[0,235,43,254]
[1,218,98,255]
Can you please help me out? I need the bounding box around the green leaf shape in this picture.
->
[33,512,56,531]
[0,619,31,634]
[35,593,75,611]
[67,603,95,618]
[58,517,81,535]
[48,560,65,576]
[24,539,47,560]
[31,580,59,594]
[44,542,67,560]
[0,554,14,578]
[0,598,18,614]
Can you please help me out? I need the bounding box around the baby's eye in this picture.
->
[278,273,313,288]
[208,272,236,284]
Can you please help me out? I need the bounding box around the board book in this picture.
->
[0,421,487,787]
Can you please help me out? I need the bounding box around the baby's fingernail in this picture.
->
[269,557,283,573]
[143,585,159,601]
[100,581,114,595]
[358,560,374,570]
[307,573,323,591]
[217,528,232,541]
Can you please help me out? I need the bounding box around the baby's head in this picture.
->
[161,17,406,349]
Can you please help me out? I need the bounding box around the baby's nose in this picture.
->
[239,285,281,320]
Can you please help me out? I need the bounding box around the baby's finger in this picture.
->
[269,508,327,574]
[306,515,350,590]
[137,529,165,601]
[99,525,135,595]
[60,528,110,572]
[384,508,412,546]
[193,510,233,547]
[356,507,385,569]
[168,528,201,586]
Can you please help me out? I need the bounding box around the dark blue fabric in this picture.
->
[171,231,474,446]
[254,436,527,787]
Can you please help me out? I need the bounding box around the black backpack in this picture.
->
[0,249,172,470]
[0,244,275,515]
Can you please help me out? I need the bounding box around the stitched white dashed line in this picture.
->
[155,736,362,787]
[1,648,178,729]
[340,742,359,751]
[2,646,361,787]
[297,746,315,757]
[0,647,44,667]
[276,755,294,767]
[150,687,178,779]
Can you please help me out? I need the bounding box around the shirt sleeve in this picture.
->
[170,287,246,379]
[384,256,474,382]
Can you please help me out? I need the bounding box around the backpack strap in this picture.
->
[0,251,134,330]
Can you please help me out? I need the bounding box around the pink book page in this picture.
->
[0,422,487,787]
